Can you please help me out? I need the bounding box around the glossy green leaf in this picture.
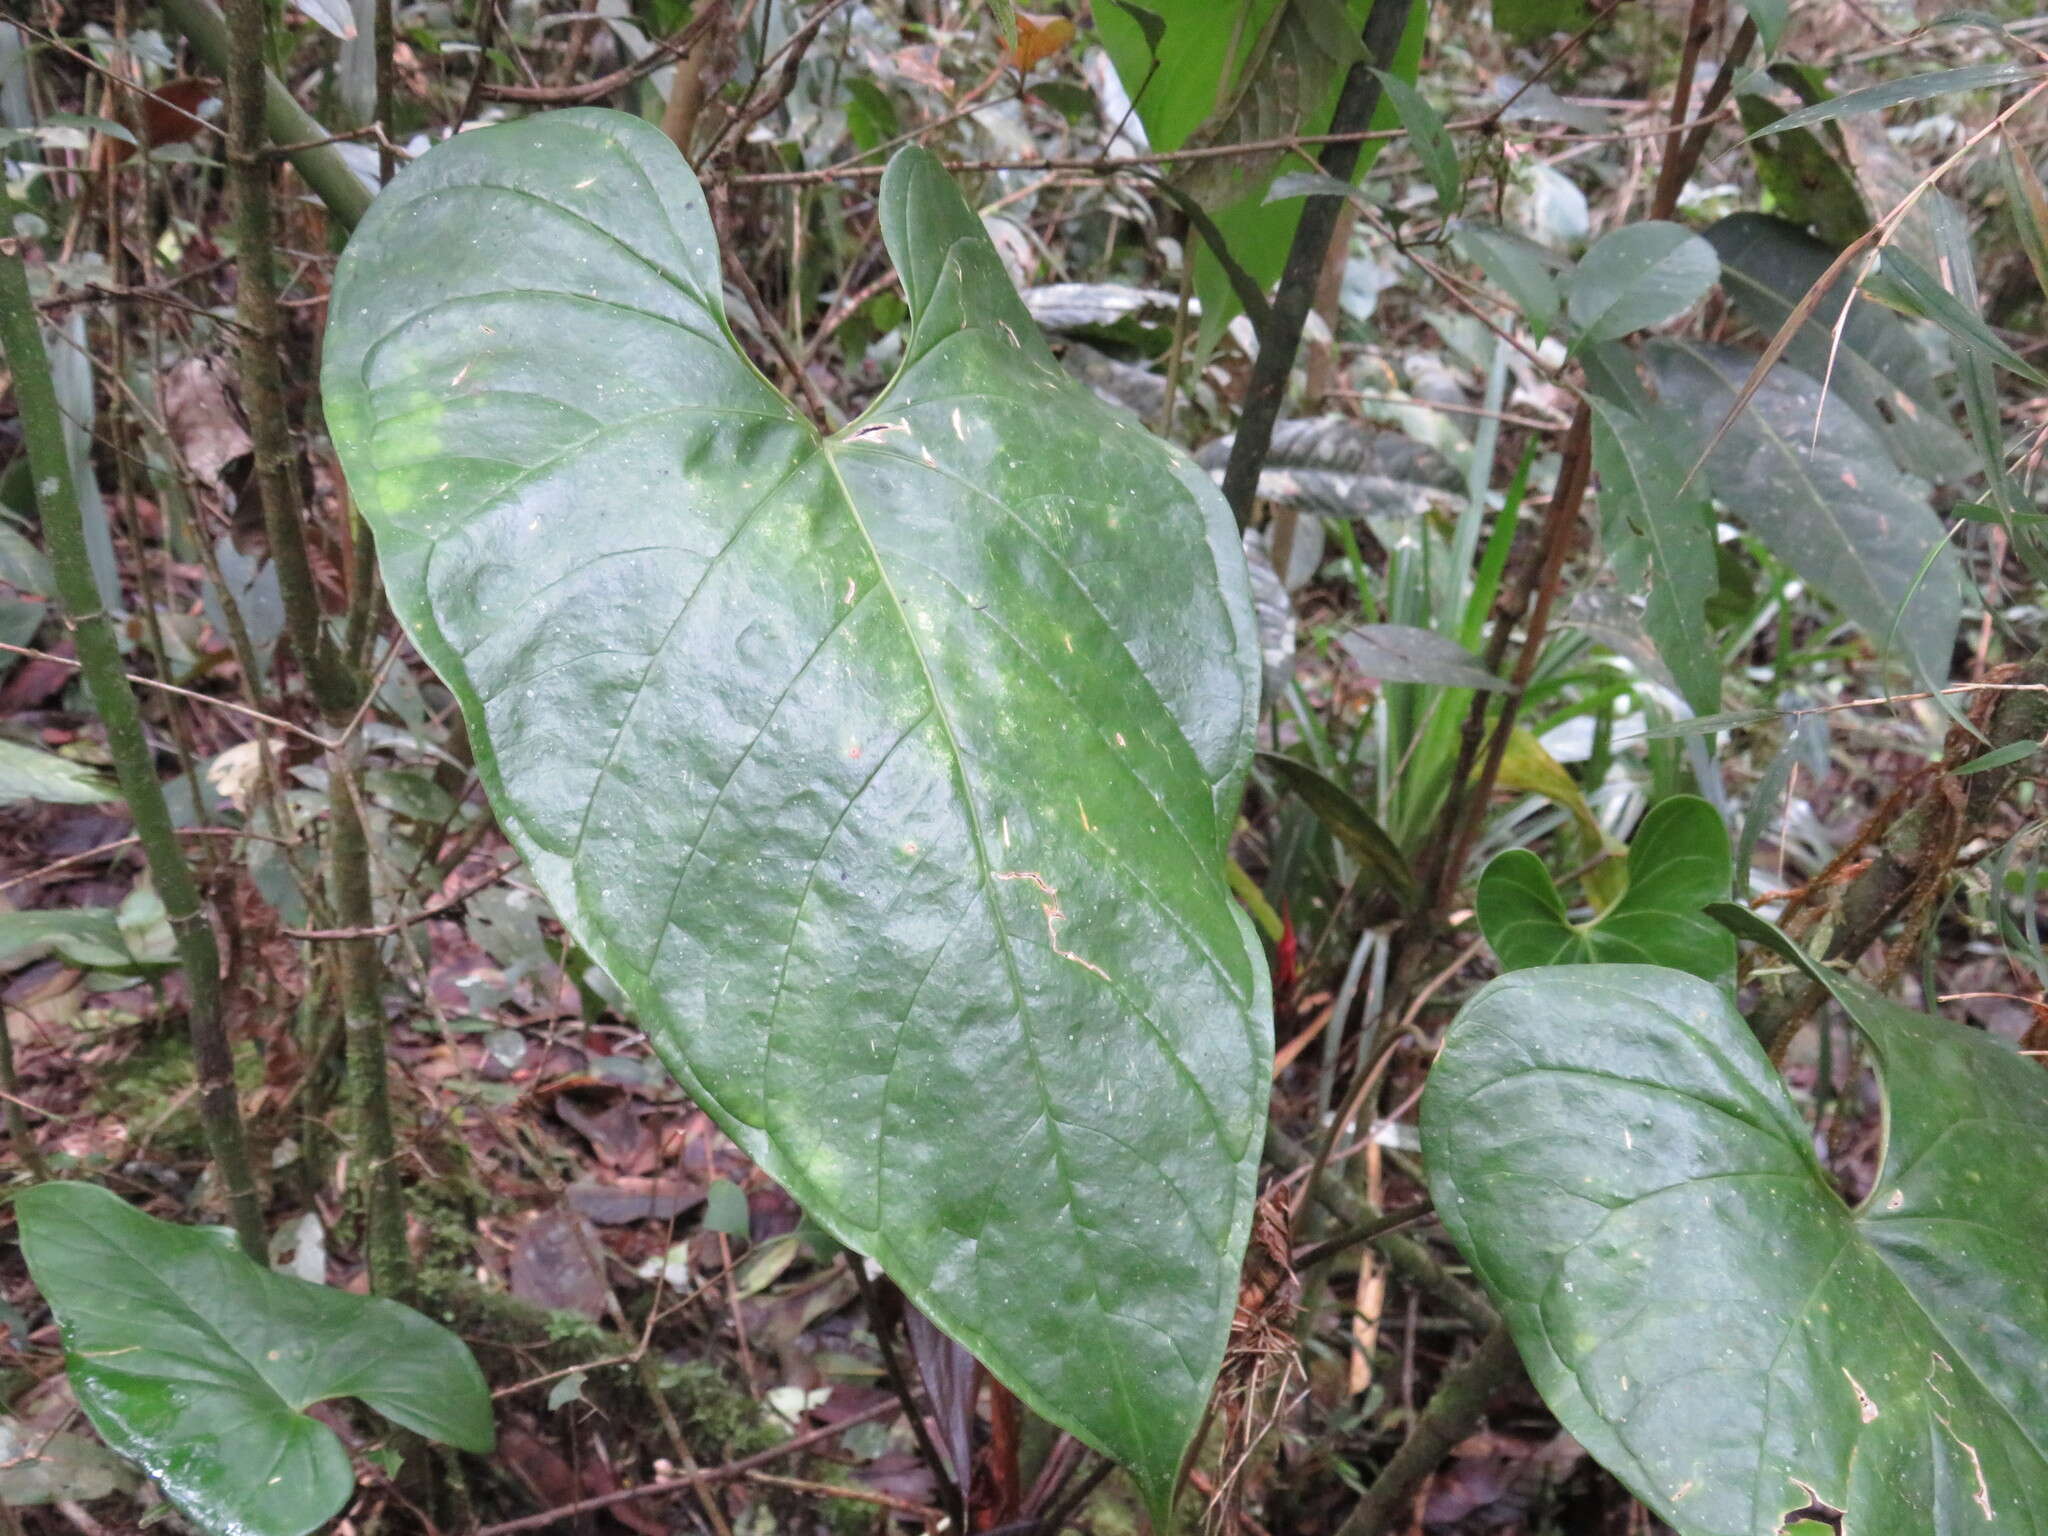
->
[0,737,117,804]
[1256,750,1417,907]
[1647,339,1962,689]
[323,111,1268,1508]
[1375,69,1461,212]
[1423,955,2048,1535]
[1475,795,1734,980]
[1095,0,1424,345]
[1565,222,1719,344]
[16,1182,493,1536]
[1703,213,1972,482]
[1586,398,1718,716]
[1748,62,2044,137]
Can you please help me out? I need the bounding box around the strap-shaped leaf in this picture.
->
[1423,960,2048,1535]
[1475,794,1733,980]
[322,110,1269,1504]
[16,1183,492,1536]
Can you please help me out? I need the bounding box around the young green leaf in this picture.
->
[1423,951,2048,1536]
[0,737,117,804]
[16,1183,492,1536]
[1374,69,1461,212]
[323,111,1269,1513]
[1739,0,1786,52]
[1954,739,2040,776]
[1475,794,1735,980]
[1746,61,2044,137]
[1565,222,1719,344]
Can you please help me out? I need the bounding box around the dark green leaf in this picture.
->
[1647,339,1962,689]
[1255,751,1418,908]
[1734,94,1871,247]
[1375,69,1461,212]
[843,79,899,153]
[1704,213,1973,483]
[324,113,1268,1510]
[1475,795,1734,979]
[1337,624,1503,691]
[1566,222,1719,344]
[1108,0,1166,56]
[16,1182,492,1536]
[1586,399,1719,716]
[1423,952,2048,1535]
[1748,62,2044,137]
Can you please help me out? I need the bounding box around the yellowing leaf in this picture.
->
[1011,11,1076,70]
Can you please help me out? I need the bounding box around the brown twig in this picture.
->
[470,1397,900,1536]
[479,9,722,103]
[281,858,522,940]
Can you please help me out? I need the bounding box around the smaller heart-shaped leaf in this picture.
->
[1422,949,2048,1535]
[1476,794,1732,979]
[18,1183,493,1536]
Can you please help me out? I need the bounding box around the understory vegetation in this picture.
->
[1,0,2046,1533]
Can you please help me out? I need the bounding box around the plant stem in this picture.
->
[328,746,414,1296]
[1219,0,1413,528]
[159,0,371,231]
[1329,1322,1522,1536]
[0,243,266,1256]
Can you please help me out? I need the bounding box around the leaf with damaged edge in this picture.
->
[322,111,1269,1514]
[16,1182,492,1536]
[1475,794,1734,980]
[1423,927,2048,1536]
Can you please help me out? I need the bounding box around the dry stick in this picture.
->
[1329,1323,1522,1536]
[284,857,521,940]
[470,1396,901,1536]
[481,7,722,104]
[0,640,331,746]
[1218,0,1413,530]
[156,0,370,231]
[0,243,267,1255]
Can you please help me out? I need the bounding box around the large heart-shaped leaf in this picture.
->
[321,110,1268,1505]
[1647,339,1962,689]
[1475,794,1733,979]
[1422,955,2048,1535]
[16,1182,493,1536]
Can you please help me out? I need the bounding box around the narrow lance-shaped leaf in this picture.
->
[17,1182,493,1536]
[1748,62,2046,136]
[322,110,1269,1509]
[1422,935,2048,1535]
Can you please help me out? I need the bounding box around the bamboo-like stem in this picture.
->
[0,243,266,1255]
[218,0,411,1296]
[159,0,372,231]
[327,742,414,1296]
